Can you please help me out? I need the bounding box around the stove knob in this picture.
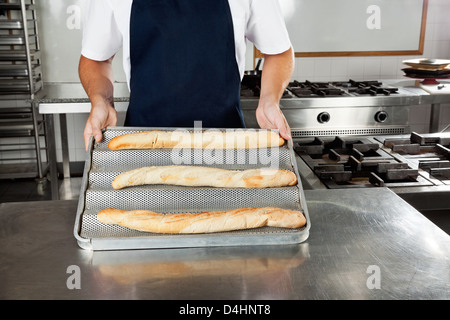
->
[317,112,330,123]
[375,111,388,123]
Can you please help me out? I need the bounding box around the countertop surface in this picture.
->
[1,187,448,300]
[35,79,450,114]
[35,82,130,113]
[34,82,130,103]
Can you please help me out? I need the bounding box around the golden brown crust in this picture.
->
[112,165,297,189]
[97,207,306,234]
[108,130,285,150]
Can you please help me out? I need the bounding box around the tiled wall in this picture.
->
[1,0,450,165]
[293,0,450,81]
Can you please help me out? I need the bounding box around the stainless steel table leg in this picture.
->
[45,113,59,200]
[429,103,441,133]
[31,101,44,179]
[59,114,71,179]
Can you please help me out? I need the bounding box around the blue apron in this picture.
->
[125,0,245,128]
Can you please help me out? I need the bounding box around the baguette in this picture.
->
[97,207,306,234]
[108,130,284,150]
[112,165,297,189]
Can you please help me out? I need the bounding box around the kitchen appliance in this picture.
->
[241,78,450,233]
[242,79,417,138]
[292,131,450,227]
[294,132,450,190]
[241,79,403,99]
[242,78,450,191]
[287,80,400,98]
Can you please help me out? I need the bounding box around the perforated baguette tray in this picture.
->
[74,127,310,251]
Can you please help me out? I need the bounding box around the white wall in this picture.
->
[2,0,450,164]
[36,0,126,83]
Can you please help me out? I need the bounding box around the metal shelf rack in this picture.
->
[0,0,47,189]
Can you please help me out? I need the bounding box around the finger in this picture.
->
[281,120,292,141]
[278,124,291,141]
[84,120,103,150]
[91,128,104,146]
[84,135,89,151]
[84,123,92,151]
[84,131,104,150]
[274,111,292,141]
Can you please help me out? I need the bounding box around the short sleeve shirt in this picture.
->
[81,0,292,89]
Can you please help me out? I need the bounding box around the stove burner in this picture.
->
[377,132,450,185]
[286,79,399,97]
[335,80,383,87]
[294,136,422,188]
[430,167,450,179]
[240,85,291,99]
[295,136,384,160]
[382,132,450,157]
[332,79,399,96]
[349,86,398,96]
[287,80,347,97]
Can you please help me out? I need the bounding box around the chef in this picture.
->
[79,0,294,150]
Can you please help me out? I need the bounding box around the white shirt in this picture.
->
[81,0,291,89]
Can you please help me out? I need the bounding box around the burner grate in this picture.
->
[287,80,347,97]
[294,135,430,189]
[379,132,450,184]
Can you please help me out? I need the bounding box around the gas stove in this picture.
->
[241,79,403,99]
[240,78,450,224]
[294,132,450,191]
[287,80,349,98]
[287,79,400,98]
[241,79,420,138]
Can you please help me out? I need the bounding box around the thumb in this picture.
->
[84,122,104,151]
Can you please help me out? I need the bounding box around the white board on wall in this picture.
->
[259,0,428,57]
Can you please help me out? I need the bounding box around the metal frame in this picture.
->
[0,0,46,184]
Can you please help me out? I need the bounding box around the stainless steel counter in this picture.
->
[1,188,448,300]
[240,79,450,109]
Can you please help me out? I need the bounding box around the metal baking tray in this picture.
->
[74,127,310,251]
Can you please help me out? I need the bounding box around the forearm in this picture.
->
[259,47,294,106]
[255,47,294,140]
[79,55,115,108]
[79,55,118,149]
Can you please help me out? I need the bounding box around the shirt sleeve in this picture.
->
[246,0,292,54]
[81,0,122,61]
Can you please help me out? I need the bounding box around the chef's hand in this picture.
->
[256,47,294,141]
[256,100,291,141]
[83,101,117,150]
[79,55,117,150]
